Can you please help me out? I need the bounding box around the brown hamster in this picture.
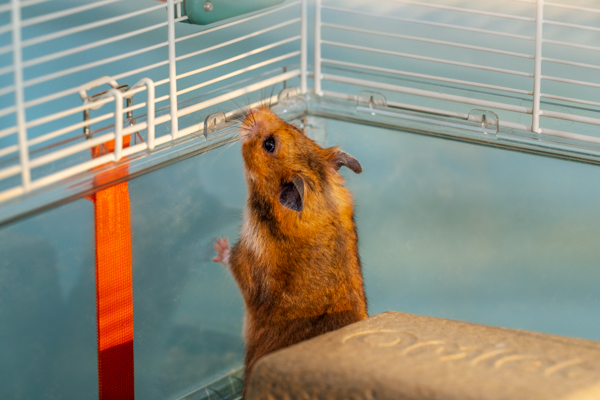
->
[213,106,368,393]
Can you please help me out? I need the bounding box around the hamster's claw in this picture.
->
[213,237,230,268]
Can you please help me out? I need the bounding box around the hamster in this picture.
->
[213,106,368,394]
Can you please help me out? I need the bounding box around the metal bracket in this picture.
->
[278,87,299,102]
[356,91,387,114]
[80,77,132,140]
[203,111,227,139]
[468,109,499,136]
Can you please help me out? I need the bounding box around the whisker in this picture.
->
[229,97,256,128]
[268,84,277,109]
[226,96,252,127]
[259,88,267,109]
[229,97,245,114]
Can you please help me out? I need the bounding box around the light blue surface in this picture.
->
[329,118,600,339]
[0,199,98,399]
[129,145,247,399]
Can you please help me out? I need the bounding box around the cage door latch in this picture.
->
[468,109,499,136]
[356,91,387,115]
[203,112,227,139]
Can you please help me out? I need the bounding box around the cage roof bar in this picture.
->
[176,36,301,81]
[322,59,533,95]
[545,2,600,14]
[322,41,533,77]
[23,22,169,69]
[20,0,121,27]
[177,52,300,96]
[323,73,533,114]
[175,19,301,62]
[322,23,533,59]
[322,6,535,41]
[392,0,535,22]
[173,1,300,43]
[20,2,170,48]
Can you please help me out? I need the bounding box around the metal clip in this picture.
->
[468,109,499,136]
[79,77,135,141]
[203,111,227,139]
[79,76,146,160]
[278,87,299,103]
[276,87,301,112]
[356,91,387,115]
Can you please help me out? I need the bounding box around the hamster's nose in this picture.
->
[240,108,261,141]
[245,108,259,123]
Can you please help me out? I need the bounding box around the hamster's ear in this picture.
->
[279,175,305,212]
[333,150,362,174]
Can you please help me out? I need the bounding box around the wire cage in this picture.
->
[0,0,308,223]
[1,0,600,398]
[2,0,600,222]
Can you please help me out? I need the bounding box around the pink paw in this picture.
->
[213,237,230,268]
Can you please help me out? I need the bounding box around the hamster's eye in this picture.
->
[263,136,275,153]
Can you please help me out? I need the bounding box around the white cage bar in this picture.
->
[315,0,600,142]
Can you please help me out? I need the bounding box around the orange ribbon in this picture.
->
[89,135,135,399]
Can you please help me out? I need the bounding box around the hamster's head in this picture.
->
[240,107,362,213]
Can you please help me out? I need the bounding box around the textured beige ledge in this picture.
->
[247,311,600,400]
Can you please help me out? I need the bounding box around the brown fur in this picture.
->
[216,107,368,394]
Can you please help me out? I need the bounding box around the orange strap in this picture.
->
[91,135,135,399]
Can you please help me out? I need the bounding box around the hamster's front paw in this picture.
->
[212,237,230,268]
